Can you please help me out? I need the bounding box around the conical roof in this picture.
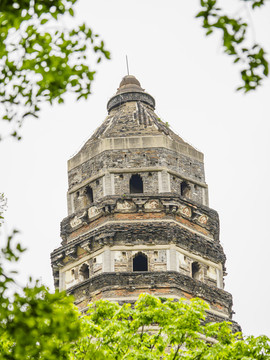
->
[84,75,188,143]
[69,75,203,169]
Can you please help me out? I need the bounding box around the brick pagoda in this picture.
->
[51,75,235,325]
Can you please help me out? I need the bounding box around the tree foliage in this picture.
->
[0,0,110,140]
[0,194,81,359]
[0,233,82,359]
[0,193,7,227]
[0,234,270,359]
[73,294,270,359]
[196,0,269,92]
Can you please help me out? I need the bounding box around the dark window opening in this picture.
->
[130,174,143,194]
[181,181,190,198]
[85,185,94,204]
[79,264,89,280]
[133,252,148,271]
[191,262,200,280]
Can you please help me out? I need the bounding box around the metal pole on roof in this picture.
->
[126,55,130,75]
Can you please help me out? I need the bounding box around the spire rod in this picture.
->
[126,55,130,75]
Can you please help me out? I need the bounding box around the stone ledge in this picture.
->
[67,271,233,317]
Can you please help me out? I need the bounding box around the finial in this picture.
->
[126,55,130,76]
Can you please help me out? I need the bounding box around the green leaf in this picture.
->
[0,1,110,140]
[40,18,48,25]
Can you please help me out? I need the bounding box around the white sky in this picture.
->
[1,0,270,336]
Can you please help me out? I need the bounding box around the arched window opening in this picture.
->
[85,185,94,204]
[181,181,190,198]
[133,252,148,271]
[130,174,143,194]
[191,262,200,280]
[79,263,89,280]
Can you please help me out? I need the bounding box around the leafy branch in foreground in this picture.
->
[0,0,110,140]
[196,0,269,92]
[0,233,82,360]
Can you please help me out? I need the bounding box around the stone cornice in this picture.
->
[66,271,233,317]
[51,210,224,269]
[68,137,204,171]
[59,195,219,242]
[107,91,155,111]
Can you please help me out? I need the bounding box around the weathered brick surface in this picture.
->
[68,148,205,193]
[114,170,159,196]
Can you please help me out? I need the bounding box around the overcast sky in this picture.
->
[1,0,270,336]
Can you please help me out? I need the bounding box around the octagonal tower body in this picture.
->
[51,76,234,324]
